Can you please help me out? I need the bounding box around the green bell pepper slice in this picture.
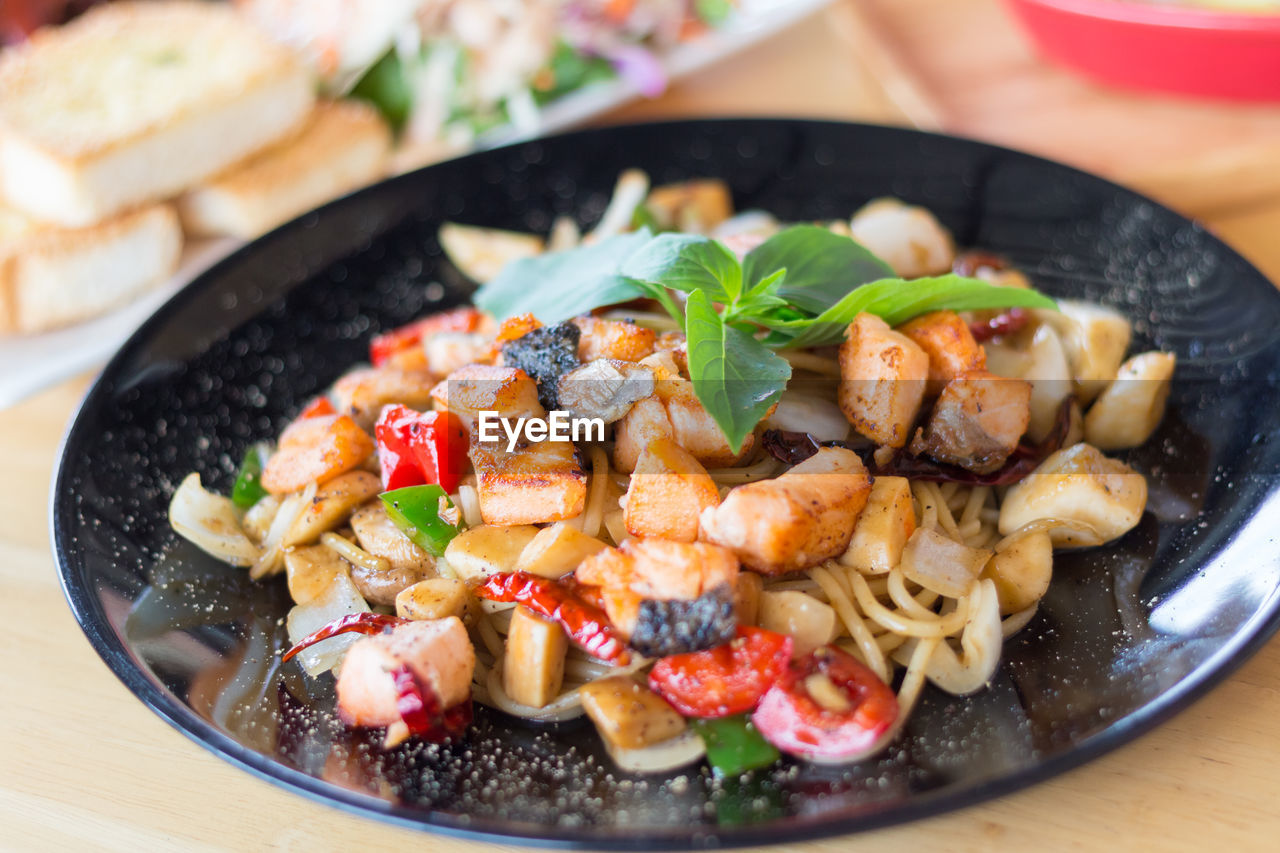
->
[231,443,270,510]
[690,714,779,777]
[380,485,463,557]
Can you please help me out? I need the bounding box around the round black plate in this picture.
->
[51,120,1280,847]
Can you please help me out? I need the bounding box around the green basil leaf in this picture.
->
[684,290,791,451]
[473,229,653,322]
[780,275,1058,349]
[744,267,786,301]
[620,233,743,303]
[742,225,894,314]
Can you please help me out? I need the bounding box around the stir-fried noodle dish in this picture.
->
[170,170,1175,775]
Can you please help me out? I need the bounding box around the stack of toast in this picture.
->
[0,1,393,336]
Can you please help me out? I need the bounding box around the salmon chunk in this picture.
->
[623,438,721,542]
[572,315,657,363]
[909,369,1032,474]
[576,539,739,656]
[335,617,475,727]
[332,367,436,430]
[469,440,587,525]
[838,313,929,448]
[430,364,545,433]
[261,413,374,494]
[699,447,872,575]
[613,377,754,472]
[613,395,674,473]
[899,310,987,394]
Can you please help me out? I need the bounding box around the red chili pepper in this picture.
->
[369,307,483,368]
[298,397,336,419]
[476,572,631,665]
[375,405,468,493]
[752,645,899,764]
[280,612,407,662]
[648,627,793,718]
[969,307,1030,342]
[391,664,473,743]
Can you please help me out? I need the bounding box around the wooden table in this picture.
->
[4,2,1280,849]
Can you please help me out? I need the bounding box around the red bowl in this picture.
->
[1006,0,1280,100]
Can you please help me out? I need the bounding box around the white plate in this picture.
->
[0,0,834,410]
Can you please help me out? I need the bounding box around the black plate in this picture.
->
[51,120,1280,847]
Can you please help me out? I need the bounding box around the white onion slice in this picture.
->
[604,730,706,776]
[285,569,370,677]
[250,482,315,580]
[168,473,261,567]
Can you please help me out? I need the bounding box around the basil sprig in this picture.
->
[471,224,1057,448]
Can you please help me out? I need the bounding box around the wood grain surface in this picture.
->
[3,2,1280,850]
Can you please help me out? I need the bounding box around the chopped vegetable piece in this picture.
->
[375,405,468,493]
[369,307,484,368]
[231,443,270,510]
[752,646,899,765]
[475,571,631,665]
[648,627,792,718]
[381,485,463,557]
[280,612,406,662]
[690,715,780,777]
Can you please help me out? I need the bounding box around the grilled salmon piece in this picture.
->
[335,617,475,727]
[613,395,674,473]
[332,367,435,430]
[699,447,872,576]
[576,539,739,657]
[623,438,721,542]
[260,413,374,494]
[899,310,986,394]
[909,369,1032,474]
[469,440,587,525]
[838,313,929,448]
[572,315,657,363]
[430,364,544,433]
[613,377,754,472]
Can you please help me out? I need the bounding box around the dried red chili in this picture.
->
[475,572,631,665]
[280,612,407,663]
[969,307,1030,342]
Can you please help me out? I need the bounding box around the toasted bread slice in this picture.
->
[178,101,392,239]
[0,1,314,227]
[0,203,182,334]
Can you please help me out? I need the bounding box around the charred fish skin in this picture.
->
[501,322,581,410]
[627,583,737,658]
